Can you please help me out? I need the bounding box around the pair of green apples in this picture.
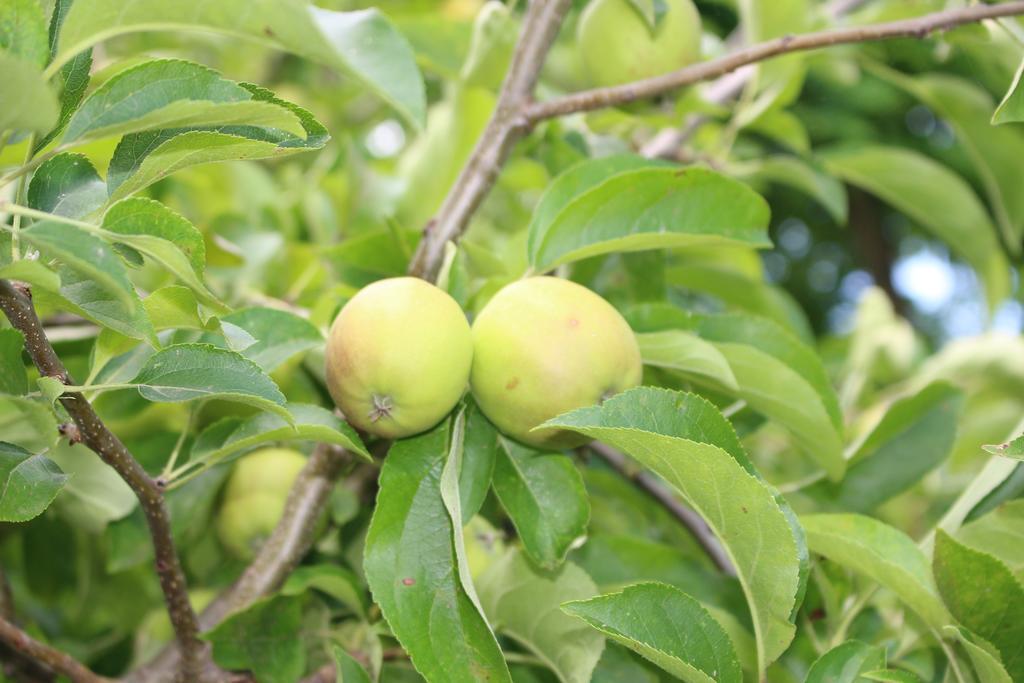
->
[324,276,642,449]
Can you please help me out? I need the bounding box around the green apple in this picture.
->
[470,277,642,448]
[463,516,505,580]
[325,277,473,439]
[216,447,307,559]
[577,0,701,88]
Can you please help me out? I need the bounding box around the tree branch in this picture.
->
[407,0,574,281]
[589,442,736,576]
[0,280,210,683]
[526,2,1024,121]
[127,443,359,683]
[0,615,111,683]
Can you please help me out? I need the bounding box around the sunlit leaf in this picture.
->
[132,343,289,419]
[363,420,512,682]
[934,531,1024,681]
[805,641,885,683]
[64,58,304,143]
[0,51,58,133]
[564,582,741,683]
[27,153,106,219]
[802,514,949,628]
[478,549,604,683]
[0,442,67,523]
[491,437,589,570]
[545,387,804,674]
[529,166,771,272]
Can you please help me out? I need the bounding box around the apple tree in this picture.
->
[2,0,1024,682]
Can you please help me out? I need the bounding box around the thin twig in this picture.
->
[0,280,211,683]
[526,2,1024,120]
[128,443,358,683]
[0,615,112,683]
[406,0,574,280]
[589,442,736,576]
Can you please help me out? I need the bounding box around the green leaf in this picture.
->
[64,58,304,143]
[984,435,1024,461]
[805,641,886,683]
[665,263,813,344]
[563,582,741,683]
[802,514,949,629]
[34,0,93,152]
[283,565,367,619]
[310,6,426,127]
[189,403,369,466]
[736,0,807,120]
[572,535,744,616]
[205,595,305,683]
[993,56,1024,125]
[824,145,1009,307]
[102,198,205,274]
[528,166,771,272]
[363,421,512,683]
[933,531,1024,681]
[142,285,207,330]
[731,156,847,224]
[0,0,49,66]
[48,441,135,530]
[0,260,60,293]
[957,499,1024,578]
[0,51,58,134]
[36,264,153,341]
[591,642,662,683]
[332,646,372,683]
[869,68,1024,253]
[99,198,221,306]
[636,330,738,391]
[27,153,106,219]
[491,438,589,570]
[693,313,844,479]
[697,313,840,428]
[0,442,67,523]
[107,131,278,202]
[544,387,804,674]
[460,398,497,524]
[0,329,27,395]
[527,155,664,258]
[19,220,137,308]
[53,0,425,127]
[103,85,326,201]
[805,383,963,512]
[36,376,64,405]
[132,343,288,418]
[934,452,1023,537]
[945,625,1013,683]
[477,549,605,683]
[200,307,322,372]
[0,396,58,452]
